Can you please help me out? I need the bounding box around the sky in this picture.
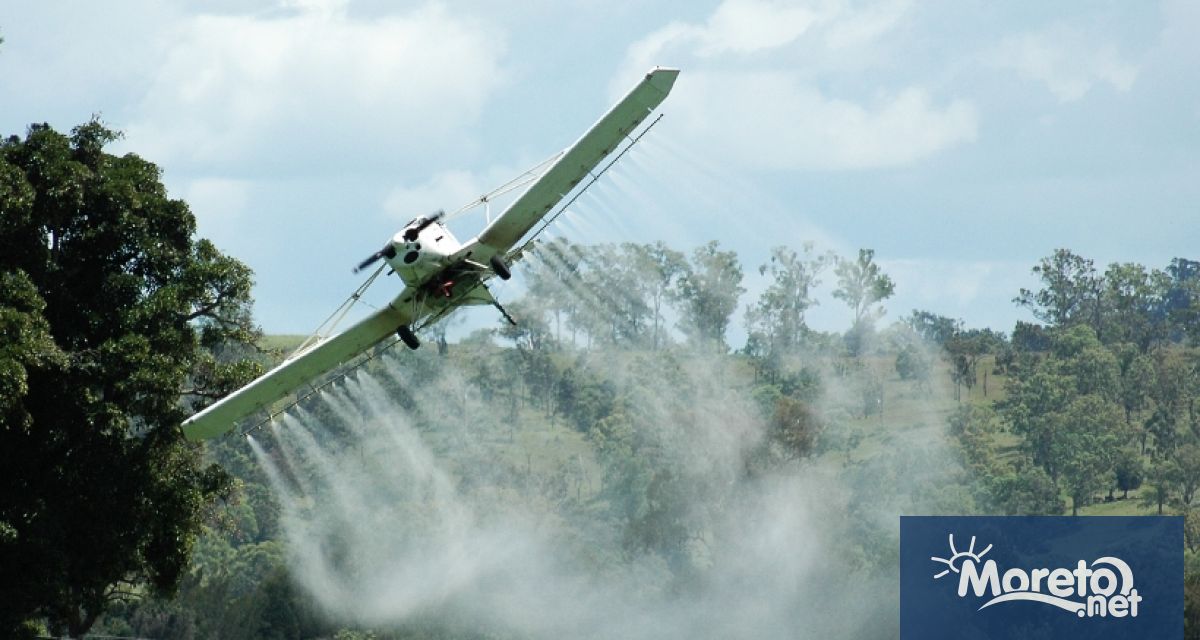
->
[2,0,1198,342]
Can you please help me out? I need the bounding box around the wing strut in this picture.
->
[293,263,386,357]
[446,152,565,223]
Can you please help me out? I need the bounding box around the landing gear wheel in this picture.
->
[397,325,420,350]
[489,254,512,280]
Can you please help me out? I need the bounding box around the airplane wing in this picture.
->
[472,67,679,256]
[181,67,680,441]
[182,294,415,441]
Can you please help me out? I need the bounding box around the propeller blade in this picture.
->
[354,251,383,273]
[402,209,446,241]
[353,245,396,273]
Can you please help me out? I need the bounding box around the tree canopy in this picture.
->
[0,121,259,637]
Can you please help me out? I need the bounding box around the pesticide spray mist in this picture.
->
[245,139,966,637]
[246,337,963,638]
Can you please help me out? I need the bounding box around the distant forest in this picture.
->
[3,123,1200,639]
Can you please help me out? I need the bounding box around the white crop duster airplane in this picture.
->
[182,67,680,440]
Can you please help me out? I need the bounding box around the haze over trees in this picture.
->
[2,122,1200,638]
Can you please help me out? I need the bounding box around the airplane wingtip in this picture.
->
[646,66,681,94]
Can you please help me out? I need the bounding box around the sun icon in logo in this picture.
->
[931,534,993,580]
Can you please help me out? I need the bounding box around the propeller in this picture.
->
[353,244,396,273]
[402,209,445,241]
[352,209,445,273]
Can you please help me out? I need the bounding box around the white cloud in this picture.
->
[989,27,1138,102]
[382,157,548,226]
[619,0,913,71]
[123,2,507,175]
[670,71,977,170]
[823,0,911,50]
[697,0,824,55]
[617,0,975,171]
[619,0,823,74]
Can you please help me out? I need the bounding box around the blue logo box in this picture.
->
[900,516,1182,639]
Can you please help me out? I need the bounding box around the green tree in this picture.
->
[833,249,894,355]
[1015,248,1103,332]
[905,310,959,346]
[987,464,1065,515]
[765,395,821,461]
[1052,325,1120,400]
[1002,366,1071,480]
[1147,407,1183,457]
[945,329,1006,401]
[745,244,830,356]
[1112,446,1144,499]
[1186,510,1200,554]
[629,241,686,350]
[527,237,583,346]
[895,343,931,385]
[833,248,895,326]
[577,244,652,346]
[1057,396,1123,515]
[497,297,553,352]
[1011,320,1051,352]
[1116,347,1156,425]
[947,407,1065,514]
[0,121,258,636]
[1102,262,1168,350]
[1146,347,1194,455]
[1163,258,1200,344]
[1186,570,1200,640]
[1001,327,1126,496]
[1141,459,1176,515]
[1174,443,1200,508]
[674,241,744,351]
[0,271,66,432]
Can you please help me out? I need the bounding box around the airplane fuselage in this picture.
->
[385,220,464,287]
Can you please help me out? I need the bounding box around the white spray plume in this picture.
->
[247,334,964,639]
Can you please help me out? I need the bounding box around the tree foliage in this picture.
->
[1015,248,1104,331]
[833,248,895,328]
[745,244,830,367]
[0,121,259,636]
[905,310,959,347]
[674,241,744,351]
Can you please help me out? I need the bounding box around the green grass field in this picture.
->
[258,334,309,354]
